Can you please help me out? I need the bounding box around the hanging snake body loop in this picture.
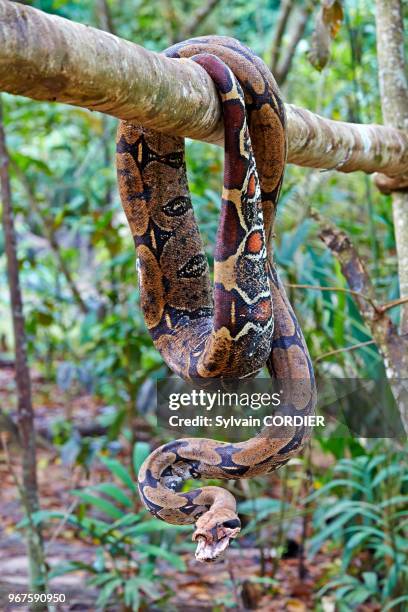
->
[116,37,316,562]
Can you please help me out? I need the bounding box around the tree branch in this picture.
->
[270,0,295,74]
[178,0,222,41]
[375,0,408,333]
[0,0,407,178]
[95,0,114,35]
[275,3,313,86]
[310,209,378,322]
[379,296,408,315]
[315,340,376,363]
[286,282,377,309]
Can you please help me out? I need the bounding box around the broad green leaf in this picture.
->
[238,497,290,514]
[88,573,117,587]
[124,579,141,609]
[133,441,151,474]
[92,483,133,508]
[17,510,78,529]
[96,578,122,608]
[362,572,378,591]
[372,464,404,488]
[72,491,122,520]
[306,478,367,502]
[48,561,98,578]
[138,542,186,571]
[99,455,137,493]
[124,519,188,536]
[383,595,408,611]
[308,512,358,556]
[345,586,372,606]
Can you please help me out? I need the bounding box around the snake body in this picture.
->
[116,37,316,562]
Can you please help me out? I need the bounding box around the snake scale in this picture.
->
[116,36,316,562]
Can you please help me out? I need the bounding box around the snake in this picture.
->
[116,36,316,562]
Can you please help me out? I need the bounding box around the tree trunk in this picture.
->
[375,0,408,334]
[0,0,406,178]
[0,96,48,602]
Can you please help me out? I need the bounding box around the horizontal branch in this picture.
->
[315,340,376,363]
[0,0,407,178]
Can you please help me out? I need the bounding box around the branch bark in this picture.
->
[0,0,407,178]
[0,96,48,601]
[311,208,408,433]
[270,0,295,74]
[274,3,313,86]
[375,0,408,333]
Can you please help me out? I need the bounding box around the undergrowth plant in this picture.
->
[19,443,188,611]
[307,446,408,611]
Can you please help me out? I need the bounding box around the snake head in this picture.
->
[192,509,241,563]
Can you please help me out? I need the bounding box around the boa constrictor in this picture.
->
[116,36,316,562]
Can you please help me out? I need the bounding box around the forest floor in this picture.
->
[0,366,380,611]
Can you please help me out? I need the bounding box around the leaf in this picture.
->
[17,510,79,529]
[99,455,137,493]
[48,561,98,578]
[103,512,143,532]
[60,435,82,467]
[124,519,188,537]
[345,525,385,539]
[342,531,372,569]
[96,578,122,608]
[133,441,150,474]
[91,483,133,508]
[383,563,399,598]
[308,0,344,71]
[372,464,404,488]
[76,516,112,536]
[317,574,358,597]
[11,151,52,175]
[380,495,408,509]
[322,0,343,37]
[366,454,387,472]
[138,543,186,571]
[88,573,117,588]
[306,478,367,502]
[362,572,378,592]
[345,586,372,606]
[382,596,408,611]
[238,497,290,514]
[93,547,106,573]
[124,579,141,609]
[318,500,380,522]
[125,576,161,599]
[71,491,123,520]
[308,511,357,556]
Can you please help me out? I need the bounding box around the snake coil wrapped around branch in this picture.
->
[116,36,316,562]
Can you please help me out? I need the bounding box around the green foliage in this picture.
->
[2,1,408,609]
[51,418,106,470]
[308,447,408,609]
[19,443,188,610]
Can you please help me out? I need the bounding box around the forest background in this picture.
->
[0,0,407,611]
